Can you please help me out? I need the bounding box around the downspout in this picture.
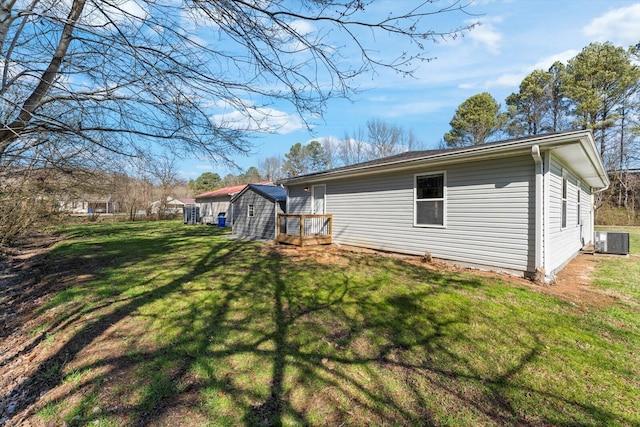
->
[531,145,545,282]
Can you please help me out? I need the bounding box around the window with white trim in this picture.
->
[561,170,567,229]
[248,204,255,217]
[415,172,446,227]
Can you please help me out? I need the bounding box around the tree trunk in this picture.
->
[0,0,86,158]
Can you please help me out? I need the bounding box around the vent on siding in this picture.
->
[594,231,630,255]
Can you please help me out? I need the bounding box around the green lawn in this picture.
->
[7,221,639,426]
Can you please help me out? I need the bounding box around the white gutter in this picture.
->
[531,145,544,280]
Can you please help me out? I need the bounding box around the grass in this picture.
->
[7,220,639,426]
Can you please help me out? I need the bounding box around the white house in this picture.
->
[150,196,195,215]
[278,131,609,282]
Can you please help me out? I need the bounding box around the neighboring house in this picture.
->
[231,184,286,240]
[278,131,609,282]
[151,196,195,215]
[195,184,248,225]
[59,196,118,214]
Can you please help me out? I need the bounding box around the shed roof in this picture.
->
[277,130,609,190]
[231,184,286,203]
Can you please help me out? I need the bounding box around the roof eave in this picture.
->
[278,131,609,190]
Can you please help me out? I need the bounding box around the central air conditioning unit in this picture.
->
[594,231,630,255]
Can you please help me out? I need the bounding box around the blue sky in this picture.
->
[179,0,640,180]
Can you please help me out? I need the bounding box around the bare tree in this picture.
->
[1,0,474,170]
[321,136,341,170]
[257,156,283,182]
[338,127,369,166]
[146,153,180,218]
[0,128,118,243]
[366,118,423,157]
[110,157,154,221]
[336,119,423,167]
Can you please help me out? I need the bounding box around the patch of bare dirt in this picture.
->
[0,234,66,425]
[548,253,626,307]
[266,243,351,265]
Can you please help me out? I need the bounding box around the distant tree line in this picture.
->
[256,119,424,179]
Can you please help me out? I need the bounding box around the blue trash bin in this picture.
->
[217,214,226,227]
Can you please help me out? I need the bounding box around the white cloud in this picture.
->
[367,95,389,102]
[290,20,315,37]
[485,73,523,88]
[582,3,640,45]
[367,99,452,118]
[467,19,503,55]
[211,107,307,135]
[80,0,148,28]
[484,49,579,89]
[530,50,580,70]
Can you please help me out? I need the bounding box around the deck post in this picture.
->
[299,215,304,246]
[277,214,281,237]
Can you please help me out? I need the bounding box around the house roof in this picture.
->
[174,197,195,205]
[195,184,248,199]
[151,196,196,207]
[277,130,610,190]
[231,184,286,203]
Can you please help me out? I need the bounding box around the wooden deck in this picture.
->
[277,214,333,246]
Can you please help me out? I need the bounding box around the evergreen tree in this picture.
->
[506,69,553,137]
[282,143,308,177]
[548,61,572,132]
[444,93,506,147]
[306,141,330,172]
[188,172,221,194]
[563,42,640,160]
[282,141,330,177]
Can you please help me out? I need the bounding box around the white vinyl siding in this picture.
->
[289,155,535,274]
[287,185,312,213]
[547,153,590,273]
[196,197,231,224]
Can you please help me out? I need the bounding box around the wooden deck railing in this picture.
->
[277,214,333,246]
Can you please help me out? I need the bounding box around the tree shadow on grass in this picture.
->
[0,224,243,424]
[2,224,635,426]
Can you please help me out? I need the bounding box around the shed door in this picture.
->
[312,185,326,214]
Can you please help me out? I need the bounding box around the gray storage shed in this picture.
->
[231,184,286,240]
